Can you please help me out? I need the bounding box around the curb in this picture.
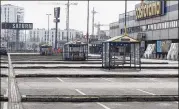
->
[0,95,8,101]
[11,62,169,64]
[0,74,8,77]
[15,74,179,78]
[0,66,8,68]
[13,66,179,69]
[21,95,178,102]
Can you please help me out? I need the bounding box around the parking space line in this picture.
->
[102,78,113,82]
[75,89,86,95]
[57,77,64,82]
[174,101,178,104]
[136,89,155,95]
[149,78,158,82]
[5,89,8,97]
[3,102,7,109]
[97,102,111,109]
[75,89,111,109]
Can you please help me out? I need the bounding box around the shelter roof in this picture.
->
[105,35,139,43]
[65,40,87,45]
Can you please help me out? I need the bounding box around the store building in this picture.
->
[110,1,178,59]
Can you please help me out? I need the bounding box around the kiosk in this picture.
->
[63,40,88,61]
[102,35,141,70]
[39,44,53,56]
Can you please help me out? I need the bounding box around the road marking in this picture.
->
[75,89,111,109]
[174,101,178,104]
[75,89,86,95]
[97,102,111,109]
[57,77,64,82]
[149,78,158,81]
[3,102,7,109]
[5,89,8,97]
[102,78,113,82]
[136,89,155,95]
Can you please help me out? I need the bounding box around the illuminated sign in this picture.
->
[2,23,33,29]
[135,1,166,20]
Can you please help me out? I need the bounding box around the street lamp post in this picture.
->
[46,14,51,43]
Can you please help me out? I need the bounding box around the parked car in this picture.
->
[0,47,7,55]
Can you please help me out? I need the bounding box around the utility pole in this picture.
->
[67,0,70,42]
[46,14,51,43]
[91,7,98,38]
[124,0,127,36]
[87,0,90,58]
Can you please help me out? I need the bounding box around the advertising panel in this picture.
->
[156,40,171,53]
[54,7,60,18]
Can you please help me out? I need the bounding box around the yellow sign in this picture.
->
[135,1,162,20]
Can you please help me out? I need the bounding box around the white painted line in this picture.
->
[74,88,111,109]
[149,78,158,81]
[5,89,8,97]
[136,89,155,95]
[57,77,64,82]
[174,101,178,104]
[75,89,86,95]
[3,102,7,109]
[102,78,113,82]
[97,102,111,109]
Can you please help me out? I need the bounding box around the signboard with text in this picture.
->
[135,1,166,20]
[2,23,33,30]
[54,7,60,18]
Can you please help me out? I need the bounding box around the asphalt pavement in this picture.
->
[17,77,178,96]
[22,102,178,109]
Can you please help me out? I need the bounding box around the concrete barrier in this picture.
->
[21,95,178,102]
[0,74,8,77]
[13,66,178,69]
[0,95,8,101]
[15,74,179,78]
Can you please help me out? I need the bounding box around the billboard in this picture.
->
[54,7,60,18]
[156,40,171,53]
[2,23,33,30]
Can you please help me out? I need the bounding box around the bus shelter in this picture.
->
[63,40,88,61]
[39,44,53,56]
[102,35,141,70]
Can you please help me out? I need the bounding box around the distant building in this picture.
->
[1,4,25,51]
[27,28,83,51]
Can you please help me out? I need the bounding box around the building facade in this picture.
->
[1,4,25,51]
[109,1,178,57]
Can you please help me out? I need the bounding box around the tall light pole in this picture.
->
[46,14,51,43]
[67,0,70,42]
[87,0,90,58]
[91,7,98,38]
[124,0,127,36]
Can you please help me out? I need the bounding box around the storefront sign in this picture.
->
[2,23,33,29]
[135,1,166,20]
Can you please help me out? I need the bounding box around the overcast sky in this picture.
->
[2,1,140,35]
